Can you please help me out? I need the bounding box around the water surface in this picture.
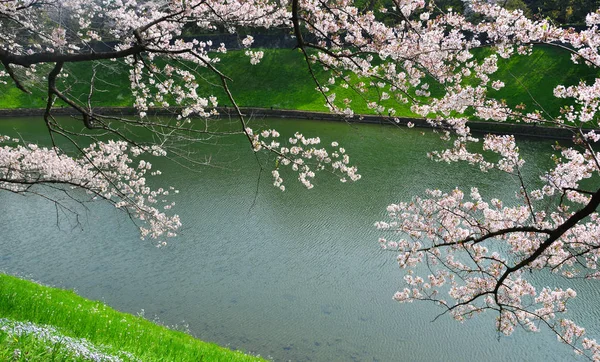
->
[0,116,598,361]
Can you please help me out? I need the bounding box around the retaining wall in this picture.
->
[0,106,588,140]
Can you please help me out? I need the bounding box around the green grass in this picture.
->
[0,274,264,361]
[210,49,417,115]
[487,45,598,119]
[0,46,596,119]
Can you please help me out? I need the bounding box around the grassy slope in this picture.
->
[0,274,264,361]
[0,50,334,111]
[2,45,594,118]
[488,45,598,118]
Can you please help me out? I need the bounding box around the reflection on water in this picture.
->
[0,117,597,361]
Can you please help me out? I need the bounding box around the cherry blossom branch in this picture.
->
[494,188,600,298]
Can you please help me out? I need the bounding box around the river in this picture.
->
[0,116,598,361]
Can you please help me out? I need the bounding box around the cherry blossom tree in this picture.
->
[2,0,600,359]
[295,0,600,359]
[0,0,360,241]
[291,1,600,359]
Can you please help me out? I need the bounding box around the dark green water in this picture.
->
[0,116,598,361]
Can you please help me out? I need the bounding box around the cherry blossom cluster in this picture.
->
[245,127,360,190]
[294,1,600,134]
[376,183,600,358]
[0,136,180,242]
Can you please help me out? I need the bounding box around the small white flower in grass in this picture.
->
[0,318,140,362]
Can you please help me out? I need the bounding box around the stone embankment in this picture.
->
[0,106,586,140]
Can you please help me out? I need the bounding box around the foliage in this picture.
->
[501,0,532,18]
[523,0,600,25]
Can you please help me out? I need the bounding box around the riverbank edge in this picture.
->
[0,273,265,361]
[0,106,587,140]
